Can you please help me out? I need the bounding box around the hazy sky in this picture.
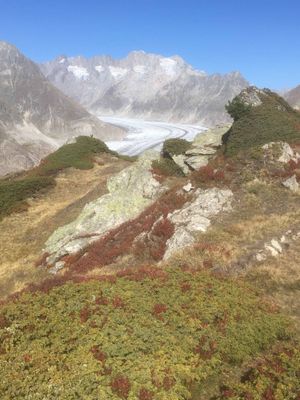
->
[1,0,300,89]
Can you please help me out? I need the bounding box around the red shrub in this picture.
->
[0,314,9,329]
[152,303,168,320]
[262,387,275,400]
[151,218,174,239]
[180,282,191,292]
[194,336,217,360]
[192,165,226,184]
[112,296,125,309]
[138,388,154,400]
[220,386,235,398]
[203,259,214,269]
[90,345,106,362]
[79,306,91,323]
[163,376,175,390]
[95,294,109,306]
[34,252,50,267]
[23,354,32,363]
[111,375,131,399]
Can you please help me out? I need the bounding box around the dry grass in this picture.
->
[0,155,129,298]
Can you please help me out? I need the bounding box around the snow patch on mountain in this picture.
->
[95,65,104,73]
[109,66,128,79]
[67,65,89,80]
[159,58,178,76]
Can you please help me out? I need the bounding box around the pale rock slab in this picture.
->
[164,188,233,259]
[282,175,299,192]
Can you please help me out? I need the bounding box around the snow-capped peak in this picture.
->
[159,57,178,76]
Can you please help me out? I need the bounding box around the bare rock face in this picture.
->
[44,151,165,268]
[0,41,124,176]
[164,188,233,259]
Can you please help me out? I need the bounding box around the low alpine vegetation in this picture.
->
[0,136,124,220]
[0,266,297,399]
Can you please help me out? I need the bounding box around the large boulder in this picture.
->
[44,151,165,267]
[164,188,233,259]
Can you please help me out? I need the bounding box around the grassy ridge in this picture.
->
[0,266,297,399]
[224,90,300,156]
[0,136,122,220]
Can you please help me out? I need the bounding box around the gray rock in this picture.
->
[262,142,300,164]
[172,154,190,175]
[194,125,230,147]
[182,182,194,192]
[185,145,216,156]
[185,155,209,170]
[163,227,195,260]
[282,175,299,192]
[164,188,233,259]
[44,151,165,266]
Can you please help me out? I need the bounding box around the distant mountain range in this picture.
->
[1,40,300,177]
[0,41,123,176]
[40,51,249,126]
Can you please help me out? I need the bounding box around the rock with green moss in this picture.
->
[44,150,165,267]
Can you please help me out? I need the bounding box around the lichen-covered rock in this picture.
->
[184,155,210,171]
[194,125,231,147]
[172,154,190,175]
[185,145,216,156]
[164,188,233,259]
[44,150,165,266]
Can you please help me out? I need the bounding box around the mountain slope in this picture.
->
[0,41,124,176]
[41,51,248,126]
[223,86,300,155]
[284,84,300,110]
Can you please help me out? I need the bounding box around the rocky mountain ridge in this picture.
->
[41,51,249,126]
[0,41,124,176]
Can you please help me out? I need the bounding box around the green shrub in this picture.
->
[225,97,251,121]
[162,138,192,157]
[152,157,184,177]
[38,136,112,175]
[0,136,127,220]
[0,176,54,219]
[0,266,294,399]
[224,91,300,156]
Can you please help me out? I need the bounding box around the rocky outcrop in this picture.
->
[171,125,230,174]
[44,151,165,270]
[164,188,233,259]
[262,141,300,164]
